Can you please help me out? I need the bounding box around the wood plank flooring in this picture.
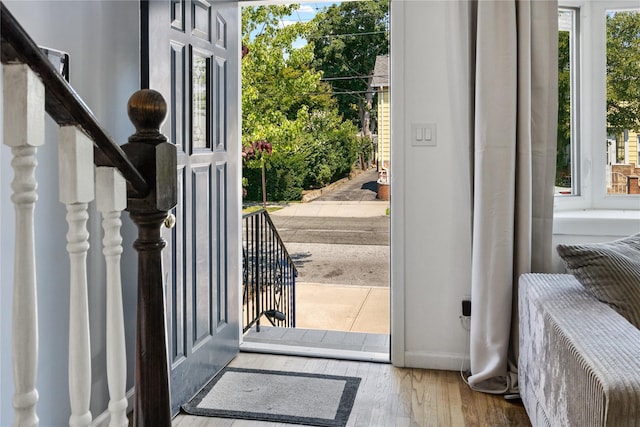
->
[172,352,531,427]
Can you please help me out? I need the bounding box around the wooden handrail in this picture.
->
[3,4,177,424]
[0,2,149,196]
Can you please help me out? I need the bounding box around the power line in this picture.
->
[321,74,388,81]
[249,29,388,40]
[307,30,388,39]
[326,89,388,95]
[246,75,388,85]
[247,74,389,85]
[246,89,388,98]
[245,78,388,90]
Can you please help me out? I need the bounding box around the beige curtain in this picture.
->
[467,0,558,394]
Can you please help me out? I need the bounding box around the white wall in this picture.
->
[390,0,640,370]
[391,0,473,369]
[0,1,140,425]
[551,210,640,272]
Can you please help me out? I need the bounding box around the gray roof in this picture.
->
[371,55,389,88]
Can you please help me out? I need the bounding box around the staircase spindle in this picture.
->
[58,126,94,427]
[3,63,44,427]
[95,167,128,427]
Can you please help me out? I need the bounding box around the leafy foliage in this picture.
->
[296,110,360,189]
[242,5,333,145]
[308,1,389,130]
[556,10,640,187]
[556,30,571,187]
[606,10,640,135]
[242,5,361,202]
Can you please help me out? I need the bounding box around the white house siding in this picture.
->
[0,2,140,425]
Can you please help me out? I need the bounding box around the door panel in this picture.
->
[215,162,228,327]
[143,0,240,416]
[168,165,187,365]
[192,164,212,345]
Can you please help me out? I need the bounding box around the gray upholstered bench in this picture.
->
[518,273,640,427]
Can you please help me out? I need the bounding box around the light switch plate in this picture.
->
[411,123,437,146]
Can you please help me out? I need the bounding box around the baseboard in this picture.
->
[403,350,469,371]
[90,387,135,427]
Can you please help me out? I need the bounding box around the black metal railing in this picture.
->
[242,209,297,332]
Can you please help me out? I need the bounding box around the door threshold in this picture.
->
[240,341,390,363]
[241,326,390,363]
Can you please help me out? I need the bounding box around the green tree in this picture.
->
[308,1,389,134]
[606,10,640,136]
[297,109,360,188]
[242,5,334,145]
[556,30,571,187]
[242,5,360,201]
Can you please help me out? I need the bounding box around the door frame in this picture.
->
[233,0,398,364]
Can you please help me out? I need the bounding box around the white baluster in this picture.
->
[3,63,44,427]
[95,167,128,427]
[58,126,94,427]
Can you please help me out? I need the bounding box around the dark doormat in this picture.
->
[181,367,361,427]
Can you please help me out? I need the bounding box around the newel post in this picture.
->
[121,90,176,427]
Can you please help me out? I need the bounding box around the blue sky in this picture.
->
[276,2,340,48]
[244,1,341,48]
[242,2,342,48]
[281,2,340,25]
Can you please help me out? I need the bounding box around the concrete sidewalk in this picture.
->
[294,282,390,334]
[270,200,389,218]
[267,185,391,335]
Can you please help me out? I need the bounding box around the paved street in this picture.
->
[270,216,389,245]
[314,168,379,201]
[269,169,390,287]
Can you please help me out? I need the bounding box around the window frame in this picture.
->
[555,0,640,212]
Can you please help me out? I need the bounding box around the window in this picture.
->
[606,10,640,195]
[556,1,639,210]
[556,8,578,195]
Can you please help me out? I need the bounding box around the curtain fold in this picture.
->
[467,0,558,394]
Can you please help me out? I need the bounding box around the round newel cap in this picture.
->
[127,89,167,133]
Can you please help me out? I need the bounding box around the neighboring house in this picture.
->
[607,131,640,194]
[608,130,639,167]
[1,1,638,426]
[371,55,390,176]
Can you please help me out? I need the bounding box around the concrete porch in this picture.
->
[242,282,390,362]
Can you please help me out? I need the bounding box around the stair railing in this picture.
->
[242,209,297,333]
[1,3,175,426]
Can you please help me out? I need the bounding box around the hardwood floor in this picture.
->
[172,352,531,427]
